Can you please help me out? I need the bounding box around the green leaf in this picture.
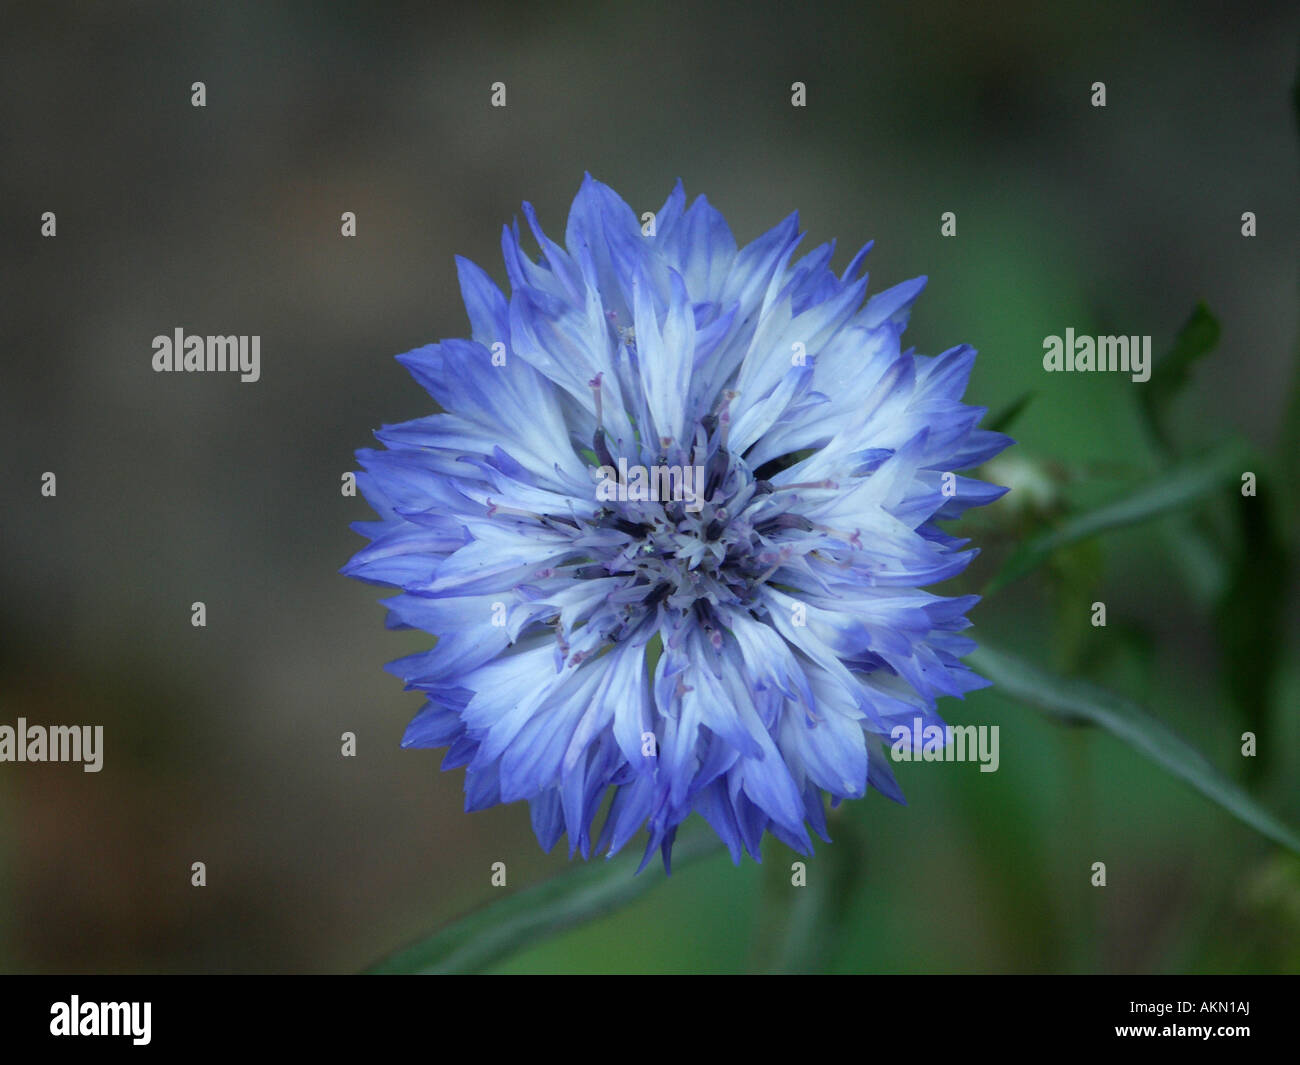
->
[366,828,723,974]
[969,644,1300,854]
[985,439,1249,594]
[1045,539,1104,672]
[1277,336,1300,541]
[751,819,863,973]
[1215,482,1289,781]
[986,390,1037,434]
[1139,302,1221,456]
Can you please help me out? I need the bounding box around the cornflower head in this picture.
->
[344,175,1011,870]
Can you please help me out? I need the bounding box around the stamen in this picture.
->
[588,373,604,426]
[808,520,862,548]
[771,479,837,492]
[485,498,548,523]
[754,545,795,585]
[589,374,616,468]
[716,390,738,450]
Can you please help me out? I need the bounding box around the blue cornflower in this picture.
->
[343,175,1011,870]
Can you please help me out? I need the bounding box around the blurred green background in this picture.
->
[1,1,1296,973]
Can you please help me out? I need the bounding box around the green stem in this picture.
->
[367,827,723,974]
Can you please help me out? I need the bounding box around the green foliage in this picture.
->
[368,829,722,974]
[968,645,1300,854]
[1138,301,1220,457]
[1215,485,1289,780]
[985,438,1249,594]
[986,390,1037,434]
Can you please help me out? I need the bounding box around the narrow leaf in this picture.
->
[1139,302,1220,455]
[1215,484,1289,781]
[367,828,723,974]
[985,439,1249,594]
[986,390,1036,433]
[970,644,1300,854]
[769,817,863,972]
